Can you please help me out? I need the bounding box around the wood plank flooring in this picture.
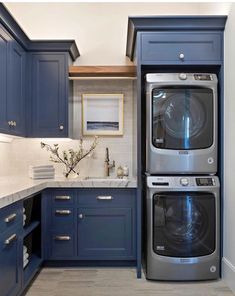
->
[25,268,234,296]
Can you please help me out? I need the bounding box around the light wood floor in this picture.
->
[25,268,234,296]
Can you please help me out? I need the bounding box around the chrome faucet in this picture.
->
[104,147,115,177]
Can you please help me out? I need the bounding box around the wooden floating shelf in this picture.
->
[69,65,137,79]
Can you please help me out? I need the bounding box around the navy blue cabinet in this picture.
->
[0,24,26,136]
[0,230,21,296]
[0,202,23,296]
[42,189,136,262]
[140,32,222,64]
[30,53,69,137]
[8,41,26,136]
[0,24,11,134]
[78,207,135,260]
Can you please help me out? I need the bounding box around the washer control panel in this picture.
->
[196,178,215,186]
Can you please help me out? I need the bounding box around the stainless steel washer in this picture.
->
[145,176,220,281]
[146,73,218,174]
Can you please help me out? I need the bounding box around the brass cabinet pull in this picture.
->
[54,236,71,241]
[5,233,17,245]
[55,210,71,215]
[4,213,17,223]
[55,196,71,201]
[96,196,113,200]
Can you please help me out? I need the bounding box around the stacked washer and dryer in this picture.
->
[144,73,220,280]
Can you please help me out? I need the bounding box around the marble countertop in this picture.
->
[0,176,137,209]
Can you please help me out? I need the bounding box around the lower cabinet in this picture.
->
[0,194,42,296]
[78,207,134,260]
[0,228,21,296]
[42,188,136,262]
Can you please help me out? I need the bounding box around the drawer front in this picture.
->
[51,190,75,206]
[77,189,135,207]
[77,207,136,260]
[0,228,21,296]
[141,32,222,63]
[49,231,75,259]
[51,207,74,230]
[0,203,22,234]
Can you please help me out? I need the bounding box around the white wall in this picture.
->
[4,2,231,65]
[223,3,235,292]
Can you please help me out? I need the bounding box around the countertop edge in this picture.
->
[0,178,138,209]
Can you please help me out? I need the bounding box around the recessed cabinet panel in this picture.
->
[0,230,21,296]
[8,41,26,136]
[49,231,75,259]
[77,207,135,260]
[0,25,11,133]
[141,32,222,63]
[31,53,68,137]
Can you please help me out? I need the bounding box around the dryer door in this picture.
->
[153,192,215,257]
[152,87,213,150]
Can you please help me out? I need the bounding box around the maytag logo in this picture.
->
[156,245,165,251]
[179,151,189,155]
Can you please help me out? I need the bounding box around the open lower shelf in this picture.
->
[23,254,42,288]
[23,221,40,238]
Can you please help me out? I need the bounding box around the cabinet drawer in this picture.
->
[49,231,75,259]
[141,32,222,63]
[0,203,22,234]
[77,189,135,207]
[51,208,74,230]
[51,190,75,206]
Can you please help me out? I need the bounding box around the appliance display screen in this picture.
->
[196,178,214,186]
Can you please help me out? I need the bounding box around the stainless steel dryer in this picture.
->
[145,176,220,281]
[146,73,218,174]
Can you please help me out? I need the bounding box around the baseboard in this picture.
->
[222,257,235,293]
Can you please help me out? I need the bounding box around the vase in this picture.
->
[63,166,79,179]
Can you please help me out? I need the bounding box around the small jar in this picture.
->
[117,166,124,178]
[123,165,129,177]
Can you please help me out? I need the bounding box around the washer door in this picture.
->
[152,87,213,150]
[153,192,215,257]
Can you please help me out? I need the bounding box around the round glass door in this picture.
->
[153,192,215,257]
[152,87,213,150]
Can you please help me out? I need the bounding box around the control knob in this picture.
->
[180,178,189,186]
[179,73,187,80]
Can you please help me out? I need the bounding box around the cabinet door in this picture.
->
[141,32,222,64]
[77,207,136,260]
[7,41,26,136]
[0,25,11,133]
[0,230,21,296]
[31,53,68,137]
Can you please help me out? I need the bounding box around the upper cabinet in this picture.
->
[8,40,26,136]
[0,3,79,138]
[0,24,26,136]
[126,16,227,65]
[30,53,69,138]
[0,24,11,134]
[140,32,222,64]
